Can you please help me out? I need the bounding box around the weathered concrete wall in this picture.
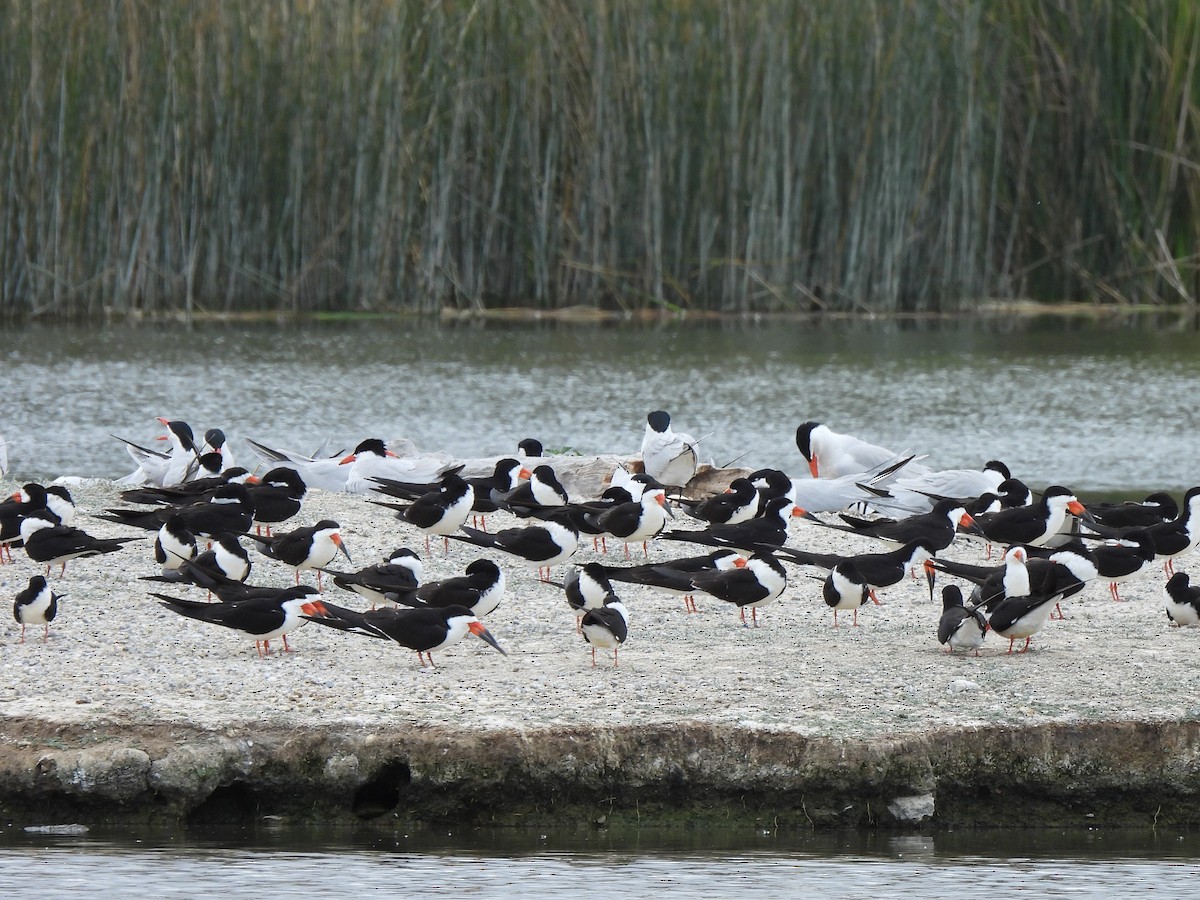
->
[3,718,1199,829]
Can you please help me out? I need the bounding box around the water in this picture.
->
[2,825,1199,897]
[3,314,1199,494]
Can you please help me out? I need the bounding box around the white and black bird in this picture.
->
[1164,572,1200,627]
[389,558,505,619]
[640,410,700,487]
[383,472,476,553]
[661,496,813,555]
[599,548,745,613]
[676,478,759,526]
[246,520,351,591]
[689,552,788,627]
[937,584,987,655]
[322,547,424,609]
[13,575,63,642]
[584,487,673,559]
[20,512,139,577]
[581,597,630,667]
[985,557,1068,654]
[303,601,506,668]
[154,513,198,574]
[153,586,328,657]
[97,482,257,541]
[449,508,579,582]
[561,563,619,632]
[497,464,569,512]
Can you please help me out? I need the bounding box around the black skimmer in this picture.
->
[154,514,198,574]
[1,483,62,562]
[581,598,630,667]
[822,561,873,627]
[97,482,257,541]
[1084,491,1179,530]
[391,472,476,553]
[661,496,813,555]
[246,467,307,536]
[676,478,760,526]
[1085,486,1200,575]
[517,438,544,458]
[501,486,635,553]
[778,537,940,604]
[599,548,745,613]
[187,533,253,586]
[448,508,579,581]
[247,520,350,590]
[640,410,700,487]
[935,543,1087,620]
[19,512,139,577]
[795,421,928,480]
[498,464,569,511]
[1087,529,1156,601]
[389,558,505,618]
[322,547,424,609]
[13,574,63,642]
[371,459,529,531]
[303,601,506,668]
[142,533,253,598]
[43,485,77,527]
[689,552,787,626]
[986,563,1066,654]
[937,584,987,655]
[561,562,618,632]
[1164,572,1200,627]
[153,586,328,656]
[584,487,673,559]
[830,498,980,553]
[465,458,531,527]
[746,468,795,514]
[200,427,235,471]
[973,485,1088,549]
[119,465,257,507]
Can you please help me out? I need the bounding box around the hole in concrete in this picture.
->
[187,781,262,826]
[352,760,411,819]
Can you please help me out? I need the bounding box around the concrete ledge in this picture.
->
[3,717,1199,829]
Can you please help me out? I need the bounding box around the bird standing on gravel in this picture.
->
[937,584,987,655]
[20,511,139,577]
[304,601,506,668]
[152,586,329,657]
[581,597,629,667]
[13,574,63,642]
[689,552,788,627]
[247,520,351,591]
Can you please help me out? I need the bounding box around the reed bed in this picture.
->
[1,0,1196,318]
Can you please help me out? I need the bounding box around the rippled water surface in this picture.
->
[3,315,1199,493]
[2,825,1199,898]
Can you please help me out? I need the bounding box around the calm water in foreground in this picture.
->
[2,825,1199,897]
[3,313,1199,494]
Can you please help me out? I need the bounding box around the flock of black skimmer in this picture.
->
[3,412,1198,667]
